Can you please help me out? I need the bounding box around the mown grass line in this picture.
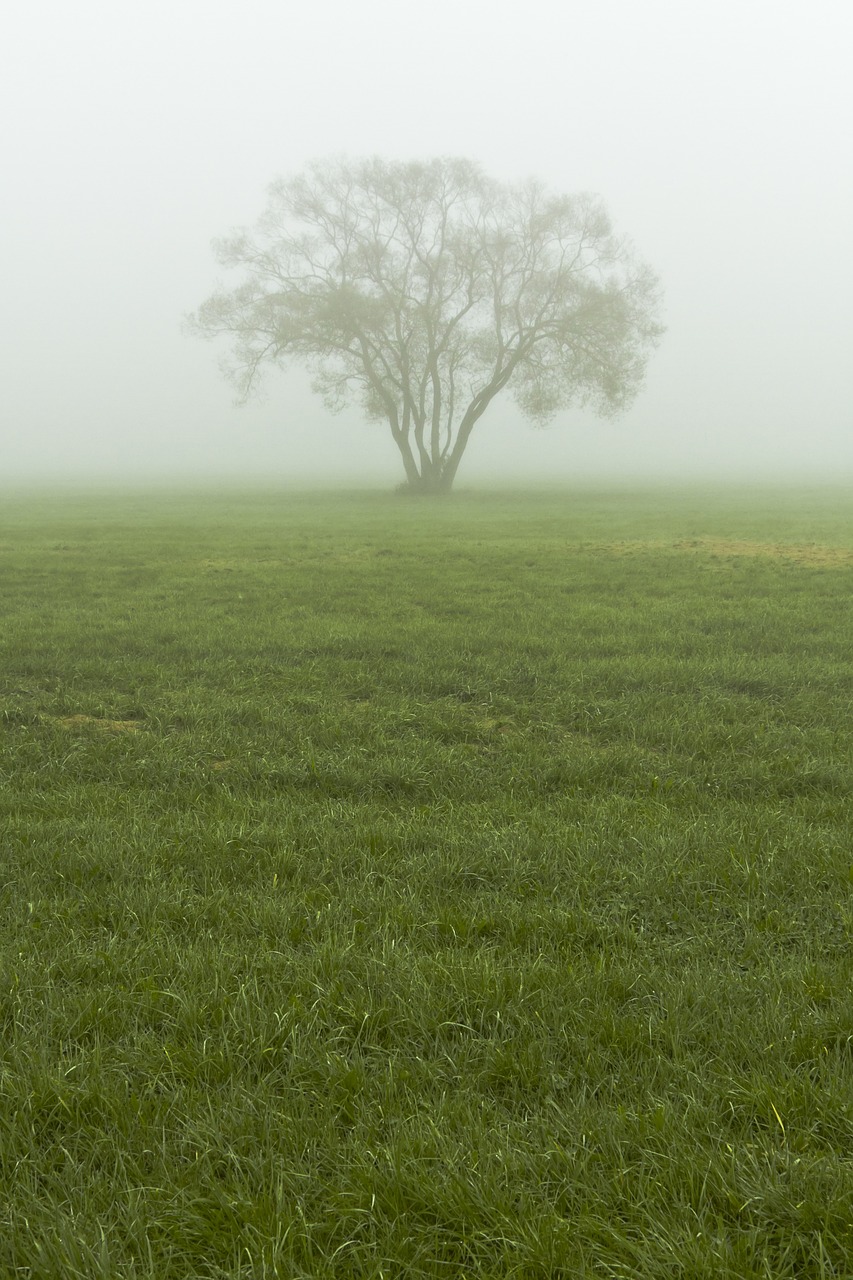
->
[1,486,852,1277]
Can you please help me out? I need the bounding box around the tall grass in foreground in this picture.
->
[1,486,852,1277]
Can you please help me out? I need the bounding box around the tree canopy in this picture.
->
[189,157,664,492]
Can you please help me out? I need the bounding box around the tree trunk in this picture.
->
[399,465,453,495]
[391,425,425,490]
[392,430,455,493]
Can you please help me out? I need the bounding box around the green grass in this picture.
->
[1,484,852,1278]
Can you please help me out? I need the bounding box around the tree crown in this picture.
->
[189,156,663,491]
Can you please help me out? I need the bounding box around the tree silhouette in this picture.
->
[189,157,663,492]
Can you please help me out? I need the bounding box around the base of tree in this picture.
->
[395,477,454,496]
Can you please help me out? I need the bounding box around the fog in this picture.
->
[3,0,851,488]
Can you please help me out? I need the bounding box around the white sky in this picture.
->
[2,0,852,486]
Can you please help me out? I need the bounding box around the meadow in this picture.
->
[1,484,852,1278]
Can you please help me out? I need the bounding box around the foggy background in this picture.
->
[2,0,851,488]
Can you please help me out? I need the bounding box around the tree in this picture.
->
[189,157,663,493]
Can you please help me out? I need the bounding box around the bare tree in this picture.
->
[188,157,664,493]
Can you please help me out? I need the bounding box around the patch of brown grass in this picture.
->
[589,538,853,567]
[672,538,853,567]
[52,715,144,733]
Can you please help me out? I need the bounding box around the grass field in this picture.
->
[1,484,852,1278]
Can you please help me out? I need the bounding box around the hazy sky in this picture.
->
[2,0,851,485]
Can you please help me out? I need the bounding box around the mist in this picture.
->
[3,0,851,488]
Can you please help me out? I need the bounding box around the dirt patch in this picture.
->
[53,715,144,733]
